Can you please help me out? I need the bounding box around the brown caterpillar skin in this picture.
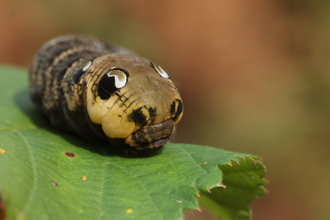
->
[29,35,183,156]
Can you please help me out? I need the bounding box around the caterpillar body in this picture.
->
[29,35,183,156]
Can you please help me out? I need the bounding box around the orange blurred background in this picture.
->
[1,0,330,219]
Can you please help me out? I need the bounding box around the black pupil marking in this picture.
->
[98,68,129,100]
[98,75,117,100]
[129,107,147,127]
[148,107,157,122]
[171,99,183,120]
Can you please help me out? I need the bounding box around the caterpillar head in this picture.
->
[83,53,183,156]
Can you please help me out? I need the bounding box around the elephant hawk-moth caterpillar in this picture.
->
[29,35,183,156]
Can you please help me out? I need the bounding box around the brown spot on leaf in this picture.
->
[50,181,60,187]
[65,152,76,157]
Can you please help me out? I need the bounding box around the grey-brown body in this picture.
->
[29,35,183,156]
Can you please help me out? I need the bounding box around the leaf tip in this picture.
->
[236,156,247,162]
[244,155,259,163]
[219,184,226,189]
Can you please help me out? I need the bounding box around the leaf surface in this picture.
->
[0,65,267,220]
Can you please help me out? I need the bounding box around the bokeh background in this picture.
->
[1,0,330,219]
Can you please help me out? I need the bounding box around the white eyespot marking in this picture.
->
[82,61,92,72]
[107,69,127,89]
[154,65,170,79]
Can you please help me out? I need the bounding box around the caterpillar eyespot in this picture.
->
[106,67,128,89]
[98,68,128,99]
[150,62,170,79]
[29,35,183,156]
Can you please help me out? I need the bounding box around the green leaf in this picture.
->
[199,159,268,220]
[0,65,267,220]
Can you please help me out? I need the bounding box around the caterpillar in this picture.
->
[29,35,183,156]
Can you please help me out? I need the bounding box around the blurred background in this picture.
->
[1,0,330,219]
